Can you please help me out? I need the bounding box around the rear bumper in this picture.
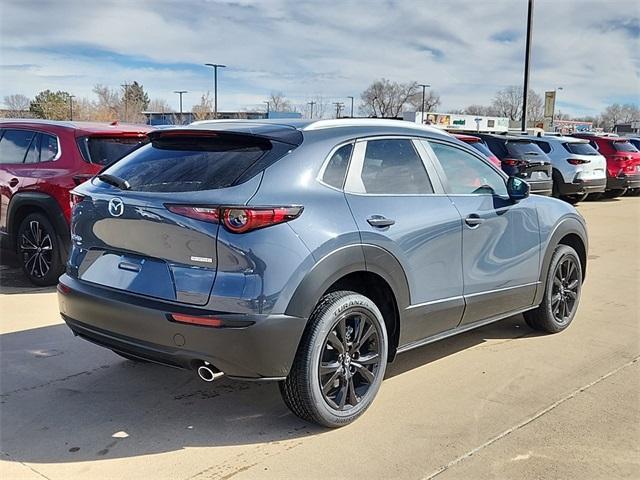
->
[607,174,640,191]
[58,274,307,379]
[527,179,553,196]
[558,177,607,196]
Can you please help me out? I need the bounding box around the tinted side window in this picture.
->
[40,134,60,162]
[360,139,432,194]
[24,133,41,163]
[0,129,38,164]
[429,142,508,196]
[322,143,353,189]
[484,138,508,158]
[534,141,551,153]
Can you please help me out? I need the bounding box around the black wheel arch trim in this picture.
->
[284,243,410,321]
[7,192,69,248]
[534,215,588,306]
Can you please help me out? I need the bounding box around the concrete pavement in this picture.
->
[0,197,638,479]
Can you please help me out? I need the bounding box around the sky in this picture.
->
[1,0,639,117]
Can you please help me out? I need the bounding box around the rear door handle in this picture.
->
[465,214,484,228]
[9,178,19,188]
[367,215,395,228]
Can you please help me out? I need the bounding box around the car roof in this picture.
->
[186,118,452,143]
[523,135,588,144]
[0,119,151,135]
[474,132,534,142]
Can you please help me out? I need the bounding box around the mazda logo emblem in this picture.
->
[108,198,124,217]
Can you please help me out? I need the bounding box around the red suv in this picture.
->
[0,120,150,285]
[572,133,640,197]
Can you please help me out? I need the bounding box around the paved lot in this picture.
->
[1,197,638,480]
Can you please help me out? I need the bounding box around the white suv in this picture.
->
[526,135,607,203]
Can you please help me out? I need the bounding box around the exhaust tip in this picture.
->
[196,362,224,382]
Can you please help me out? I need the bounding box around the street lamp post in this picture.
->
[521,0,534,132]
[417,84,431,124]
[308,101,316,119]
[263,101,270,118]
[174,90,187,125]
[347,96,354,117]
[205,63,226,119]
[68,94,75,121]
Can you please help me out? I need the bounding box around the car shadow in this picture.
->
[0,315,540,464]
[0,251,57,295]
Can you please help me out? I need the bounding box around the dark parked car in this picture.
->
[474,133,553,195]
[58,119,588,427]
[453,133,501,168]
[0,120,150,285]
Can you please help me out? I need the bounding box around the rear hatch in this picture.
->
[562,141,606,180]
[504,140,552,181]
[70,129,294,306]
[610,140,640,176]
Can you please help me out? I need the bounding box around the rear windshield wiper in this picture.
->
[98,173,131,190]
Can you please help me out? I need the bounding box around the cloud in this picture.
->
[0,0,638,116]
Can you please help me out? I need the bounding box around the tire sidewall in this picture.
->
[17,213,64,286]
[307,293,388,425]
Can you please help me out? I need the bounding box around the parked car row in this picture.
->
[454,131,640,202]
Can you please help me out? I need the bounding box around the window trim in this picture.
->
[316,140,355,191]
[343,135,442,196]
[423,139,510,198]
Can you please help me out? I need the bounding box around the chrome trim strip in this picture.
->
[397,305,536,354]
[464,281,541,298]
[405,295,464,311]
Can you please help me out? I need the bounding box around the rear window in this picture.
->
[468,141,495,158]
[505,141,546,158]
[77,136,147,166]
[612,141,639,153]
[102,134,272,192]
[562,142,599,155]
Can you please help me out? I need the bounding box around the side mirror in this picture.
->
[507,176,530,201]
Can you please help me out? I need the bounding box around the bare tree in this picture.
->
[92,84,121,121]
[148,98,172,113]
[269,92,292,112]
[408,89,442,113]
[3,94,31,117]
[192,92,213,121]
[600,103,639,131]
[491,86,543,122]
[359,79,418,118]
[463,104,498,116]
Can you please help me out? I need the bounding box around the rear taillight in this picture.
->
[72,174,94,186]
[70,192,85,209]
[166,205,303,233]
[567,158,590,165]
[502,158,524,167]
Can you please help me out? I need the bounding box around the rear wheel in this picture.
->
[524,245,582,333]
[603,189,626,199]
[280,290,388,427]
[17,213,65,286]
[560,194,587,205]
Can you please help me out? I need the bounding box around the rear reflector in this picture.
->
[170,313,224,327]
[166,204,303,233]
[57,282,72,295]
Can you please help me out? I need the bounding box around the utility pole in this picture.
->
[68,94,75,121]
[521,0,534,132]
[205,63,226,119]
[120,83,130,122]
[174,90,187,125]
[308,101,316,119]
[333,102,344,119]
[263,100,270,118]
[347,96,354,117]
[417,84,431,124]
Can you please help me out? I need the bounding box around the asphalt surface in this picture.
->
[0,197,638,479]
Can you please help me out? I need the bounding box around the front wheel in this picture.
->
[280,290,388,427]
[524,245,582,333]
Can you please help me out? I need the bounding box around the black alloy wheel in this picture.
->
[17,213,65,286]
[318,309,381,411]
[550,256,580,325]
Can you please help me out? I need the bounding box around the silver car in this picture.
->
[526,135,607,203]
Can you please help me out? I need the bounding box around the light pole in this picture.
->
[347,96,354,117]
[120,83,130,122]
[372,96,378,117]
[205,63,226,119]
[521,0,534,132]
[174,90,187,124]
[68,94,75,121]
[308,101,316,119]
[333,102,344,119]
[417,84,431,124]
[263,101,270,118]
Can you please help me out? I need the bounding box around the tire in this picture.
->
[280,290,388,427]
[625,188,640,197]
[603,189,626,199]
[524,245,582,333]
[560,194,587,205]
[16,213,66,286]
[112,350,148,363]
[586,192,603,201]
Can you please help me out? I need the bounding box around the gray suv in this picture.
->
[58,119,588,427]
